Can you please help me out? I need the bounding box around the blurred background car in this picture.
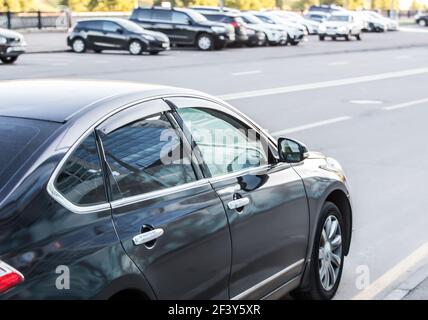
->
[199,11,249,46]
[318,12,363,41]
[240,12,287,45]
[304,11,331,23]
[361,10,399,31]
[269,10,320,35]
[130,7,234,50]
[0,28,26,64]
[252,12,306,46]
[190,6,240,14]
[308,5,346,14]
[67,18,170,55]
[415,12,428,27]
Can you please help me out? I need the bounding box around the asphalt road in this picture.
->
[2,27,428,299]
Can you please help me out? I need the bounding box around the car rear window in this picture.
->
[0,116,60,193]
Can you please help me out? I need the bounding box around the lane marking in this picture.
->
[395,55,411,60]
[399,27,428,33]
[271,116,352,136]
[352,240,428,300]
[350,100,383,105]
[328,61,349,66]
[232,70,262,76]
[383,97,428,111]
[218,67,428,101]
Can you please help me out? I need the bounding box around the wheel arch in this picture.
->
[95,273,157,300]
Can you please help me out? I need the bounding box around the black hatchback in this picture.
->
[130,7,235,50]
[67,18,170,55]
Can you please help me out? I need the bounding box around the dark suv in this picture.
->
[0,28,26,64]
[67,18,170,55]
[130,7,235,50]
[199,11,251,46]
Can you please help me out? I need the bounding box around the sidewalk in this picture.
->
[22,31,69,53]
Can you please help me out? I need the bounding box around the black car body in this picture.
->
[130,7,235,50]
[0,80,352,300]
[0,28,26,64]
[415,13,428,26]
[199,11,250,45]
[67,18,170,55]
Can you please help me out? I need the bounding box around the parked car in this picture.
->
[318,12,363,41]
[0,80,352,300]
[67,18,170,55]
[190,5,240,14]
[308,5,346,13]
[360,11,398,32]
[304,11,330,23]
[269,10,320,35]
[240,12,288,45]
[130,7,235,50]
[199,11,249,46]
[0,28,26,64]
[415,12,428,26]
[252,12,306,45]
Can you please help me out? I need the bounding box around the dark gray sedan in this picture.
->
[0,28,26,64]
[0,80,352,300]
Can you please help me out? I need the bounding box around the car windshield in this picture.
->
[117,19,145,33]
[183,9,207,23]
[328,15,350,22]
[0,117,60,196]
[242,14,263,24]
[368,12,383,19]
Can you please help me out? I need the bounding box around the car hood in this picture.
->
[0,28,23,40]
[245,24,266,33]
[139,29,169,41]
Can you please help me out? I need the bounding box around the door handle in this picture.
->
[228,197,250,211]
[133,228,164,246]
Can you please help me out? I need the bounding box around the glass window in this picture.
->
[80,20,103,30]
[177,108,269,177]
[103,21,120,33]
[153,10,172,22]
[137,9,152,21]
[101,113,197,199]
[172,11,190,24]
[54,133,106,206]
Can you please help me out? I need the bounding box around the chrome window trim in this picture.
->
[47,93,280,214]
[231,259,304,300]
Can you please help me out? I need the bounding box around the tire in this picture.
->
[332,36,336,41]
[319,35,325,41]
[344,34,350,41]
[196,33,214,51]
[71,38,86,53]
[1,56,18,64]
[149,51,160,55]
[129,40,143,55]
[418,19,427,27]
[291,202,345,300]
[94,49,102,54]
[356,33,362,41]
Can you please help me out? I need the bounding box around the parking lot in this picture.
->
[2,26,428,299]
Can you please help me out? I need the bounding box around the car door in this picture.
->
[83,20,104,48]
[96,99,232,299]
[151,10,177,42]
[169,97,310,300]
[171,11,196,44]
[99,21,128,50]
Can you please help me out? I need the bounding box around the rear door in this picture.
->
[151,10,176,42]
[99,21,128,50]
[96,99,232,299]
[171,11,195,44]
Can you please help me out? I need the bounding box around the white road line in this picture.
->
[349,100,383,105]
[352,240,428,300]
[271,116,352,136]
[232,70,262,76]
[218,67,428,101]
[383,97,428,111]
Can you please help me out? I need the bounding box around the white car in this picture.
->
[240,12,288,45]
[318,12,363,41]
[304,11,330,23]
[269,10,320,34]
[362,10,399,31]
[253,12,306,46]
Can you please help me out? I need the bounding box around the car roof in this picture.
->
[0,80,190,123]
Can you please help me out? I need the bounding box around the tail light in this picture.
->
[0,260,24,295]
[230,21,239,28]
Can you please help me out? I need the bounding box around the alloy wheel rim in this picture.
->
[73,40,84,52]
[130,42,142,55]
[318,215,342,291]
[420,20,427,27]
[198,36,211,50]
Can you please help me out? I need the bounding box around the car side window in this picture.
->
[137,9,152,21]
[54,132,106,206]
[172,12,190,24]
[103,21,120,33]
[153,10,172,22]
[100,113,197,200]
[176,107,269,178]
[82,20,103,31]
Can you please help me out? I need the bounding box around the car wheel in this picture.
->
[356,33,362,41]
[419,19,427,27]
[344,33,350,41]
[197,33,214,51]
[319,35,325,41]
[0,56,18,64]
[332,36,336,41]
[94,49,103,54]
[291,202,345,300]
[71,38,86,53]
[129,40,143,55]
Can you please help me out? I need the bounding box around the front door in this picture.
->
[96,99,232,299]
[170,97,310,299]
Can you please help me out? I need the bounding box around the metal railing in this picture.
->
[0,11,71,30]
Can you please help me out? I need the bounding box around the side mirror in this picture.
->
[277,137,308,163]
[116,28,124,34]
